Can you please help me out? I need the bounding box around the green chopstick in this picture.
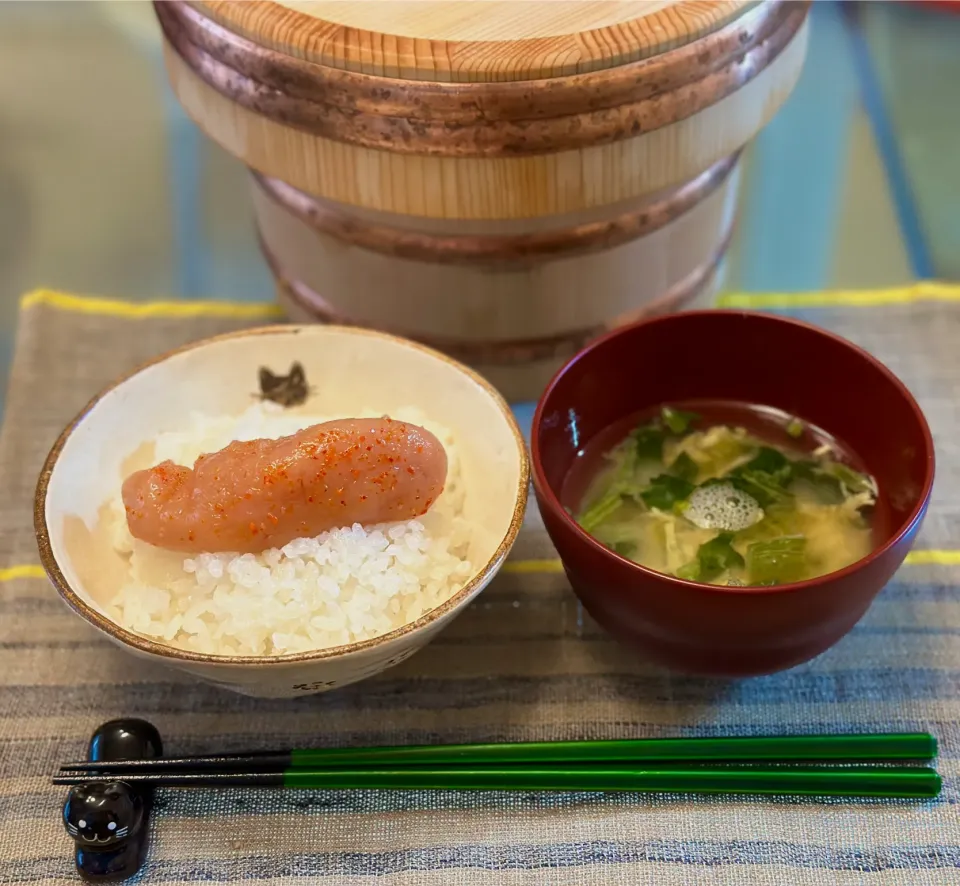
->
[59,732,938,774]
[53,765,943,800]
[286,733,939,768]
[282,765,942,799]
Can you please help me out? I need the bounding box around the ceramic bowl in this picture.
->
[36,325,528,698]
[531,310,934,677]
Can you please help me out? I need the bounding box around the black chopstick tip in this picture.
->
[58,752,293,774]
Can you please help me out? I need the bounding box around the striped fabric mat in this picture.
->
[2,285,959,884]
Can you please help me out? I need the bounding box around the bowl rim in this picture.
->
[35,323,530,665]
[531,308,936,596]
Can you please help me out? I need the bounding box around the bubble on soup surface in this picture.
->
[684,482,762,532]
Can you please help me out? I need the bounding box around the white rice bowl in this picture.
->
[105,402,474,657]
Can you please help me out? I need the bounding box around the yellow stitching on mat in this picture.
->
[0,565,47,582]
[20,290,283,320]
[21,283,960,320]
[3,554,956,583]
[903,550,960,566]
[717,281,960,309]
[502,559,566,574]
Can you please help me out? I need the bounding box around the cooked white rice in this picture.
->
[106,402,474,656]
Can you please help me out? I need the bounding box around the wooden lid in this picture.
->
[160,0,809,217]
[188,0,755,82]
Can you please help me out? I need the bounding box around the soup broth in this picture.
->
[563,401,883,587]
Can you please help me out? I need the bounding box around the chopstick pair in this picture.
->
[55,732,942,800]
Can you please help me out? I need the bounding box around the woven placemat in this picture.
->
[1,287,959,885]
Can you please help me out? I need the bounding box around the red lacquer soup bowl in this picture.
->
[531,310,935,677]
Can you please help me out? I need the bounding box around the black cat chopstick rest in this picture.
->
[62,718,163,881]
[63,782,143,857]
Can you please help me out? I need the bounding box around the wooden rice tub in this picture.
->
[156,0,811,400]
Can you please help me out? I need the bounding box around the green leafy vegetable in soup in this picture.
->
[661,406,699,435]
[669,452,699,483]
[640,475,695,511]
[575,406,878,587]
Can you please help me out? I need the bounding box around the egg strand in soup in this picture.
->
[574,405,878,586]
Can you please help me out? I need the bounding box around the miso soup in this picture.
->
[563,401,883,587]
